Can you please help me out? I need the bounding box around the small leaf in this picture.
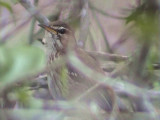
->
[9,0,19,4]
[0,1,13,13]
[0,45,46,88]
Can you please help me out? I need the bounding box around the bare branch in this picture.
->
[0,17,32,43]
[78,0,90,48]
[91,10,113,53]
[86,51,128,61]
[89,3,124,19]
[19,0,50,24]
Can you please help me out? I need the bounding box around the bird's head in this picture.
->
[39,21,76,54]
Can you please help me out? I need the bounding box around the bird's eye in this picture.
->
[58,27,66,34]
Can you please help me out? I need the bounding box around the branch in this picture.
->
[28,0,39,44]
[86,50,128,61]
[1,54,160,112]
[89,3,124,19]
[19,0,50,24]
[0,17,32,43]
[0,0,50,43]
[69,53,159,114]
[91,10,113,53]
[0,109,160,120]
[78,0,90,48]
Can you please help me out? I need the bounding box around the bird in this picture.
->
[38,21,117,111]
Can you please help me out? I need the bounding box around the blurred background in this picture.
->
[1,0,137,54]
[0,0,160,120]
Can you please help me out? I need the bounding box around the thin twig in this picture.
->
[0,17,32,43]
[69,52,158,113]
[157,0,160,71]
[0,52,160,111]
[86,50,128,61]
[0,0,51,43]
[78,0,90,48]
[89,3,124,20]
[88,30,97,50]
[29,18,36,44]
[111,27,131,51]
[91,10,113,53]
[0,56,66,97]
[28,0,39,44]
[19,0,50,24]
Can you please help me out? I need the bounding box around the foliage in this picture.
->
[0,1,13,13]
[0,0,160,120]
[0,45,45,88]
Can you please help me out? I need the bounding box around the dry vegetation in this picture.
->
[0,0,160,120]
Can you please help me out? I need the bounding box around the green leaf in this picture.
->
[9,0,20,4]
[0,1,16,23]
[0,1,13,13]
[0,45,46,88]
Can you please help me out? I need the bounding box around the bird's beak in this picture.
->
[38,24,57,35]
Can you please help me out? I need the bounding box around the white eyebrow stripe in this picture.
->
[50,26,59,30]
[51,26,71,32]
[59,27,71,32]
[59,26,65,29]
